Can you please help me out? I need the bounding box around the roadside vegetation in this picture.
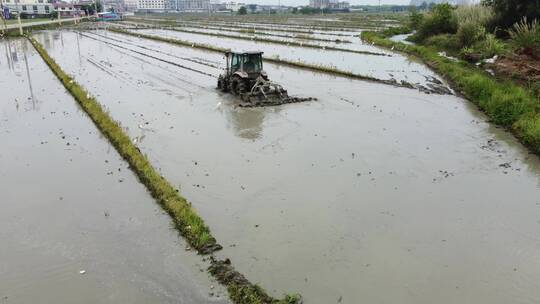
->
[28,35,301,304]
[362,1,540,154]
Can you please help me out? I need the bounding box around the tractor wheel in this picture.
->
[217,75,229,92]
[231,76,247,96]
[217,77,222,90]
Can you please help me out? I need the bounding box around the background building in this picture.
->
[309,0,348,10]
[176,0,209,12]
[1,0,54,18]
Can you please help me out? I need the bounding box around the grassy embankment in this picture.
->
[108,27,429,92]
[28,35,301,304]
[361,28,540,154]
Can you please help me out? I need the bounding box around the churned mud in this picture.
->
[0,37,228,304]
[30,29,540,304]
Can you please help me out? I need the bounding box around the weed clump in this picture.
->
[508,17,540,57]
[209,258,301,304]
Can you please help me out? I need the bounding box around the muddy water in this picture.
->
[132,28,443,87]
[33,30,540,304]
[0,37,228,303]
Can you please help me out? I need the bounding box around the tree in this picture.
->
[80,2,103,15]
[409,6,423,29]
[483,0,540,30]
[237,6,247,15]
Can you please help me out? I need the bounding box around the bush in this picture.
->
[409,7,423,30]
[413,3,458,42]
[508,17,540,55]
[483,0,540,31]
[456,21,486,47]
[459,33,507,61]
[237,6,247,15]
[425,34,460,50]
[455,4,494,26]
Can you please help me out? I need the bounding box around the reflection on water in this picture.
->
[1,38,38,111]
[224,106,266,140]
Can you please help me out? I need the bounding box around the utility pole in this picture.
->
[0,0,8,35]
[16,0,22,35]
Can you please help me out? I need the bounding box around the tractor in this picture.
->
[217,51,298,106]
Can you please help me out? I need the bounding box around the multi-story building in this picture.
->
[54,2,83,17]
[136,0,165,11]
[223,1,244,12]
[309,0,348,10]
[1,0,54,17]
[309,0,329,8]
[176,0,209,12]
[124,0,137,11]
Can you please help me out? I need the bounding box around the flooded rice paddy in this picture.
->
[26,28,540,304]
[0,37,227,303]
[127,27,443,88]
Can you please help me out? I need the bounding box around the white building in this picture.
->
[124,0,138,11]
[309,0,348,9]
[137,0,166,11]
[177,0,209,12]
[2,0,54,17]
[224,1,244,12]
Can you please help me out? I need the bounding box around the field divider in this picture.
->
[27,35,302,304]
[120,24,389,57]
[108,27,447,94]
[123,20,353,43]
[127,17,356,37]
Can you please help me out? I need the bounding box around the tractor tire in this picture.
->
[231,76,247,96]
[217,75,229,92]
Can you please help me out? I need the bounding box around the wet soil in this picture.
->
[31,29,540,304]
[489,52,540,83]
[0,37,228,304]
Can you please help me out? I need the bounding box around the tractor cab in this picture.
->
[225,51,266,80]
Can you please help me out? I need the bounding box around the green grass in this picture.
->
[361,30,540,154]
[3,17,50,25]
[28,35,302,304]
